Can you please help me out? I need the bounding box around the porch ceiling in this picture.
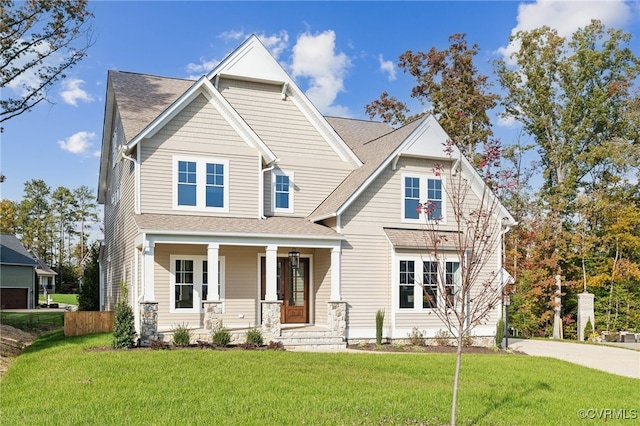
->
[133,214,342,239]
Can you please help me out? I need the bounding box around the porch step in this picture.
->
[275,328,346,351]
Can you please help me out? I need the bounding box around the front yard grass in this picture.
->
[38,293,79,305]
[1,332,638,425]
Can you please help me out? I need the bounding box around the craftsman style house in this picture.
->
[98,35,514,347]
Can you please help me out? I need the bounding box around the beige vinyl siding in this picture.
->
[103,114,138,310]
[139,93,260,218]
[340,156,503,336]
[219,79,354,217]
[312,248,332,326]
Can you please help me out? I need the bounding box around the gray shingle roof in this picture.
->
[0,234,38,266]
[133,214,342,239]
[310,116,427,220]
[383,227,460,251]
[109,70,195,142]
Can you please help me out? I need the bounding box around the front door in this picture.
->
[261,257,309,324]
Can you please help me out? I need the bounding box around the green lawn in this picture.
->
[1,333,638,425]
[38,293,78,305]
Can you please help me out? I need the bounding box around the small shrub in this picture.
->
[267,340,285,351]
[495,318,505,347]
[462,332,475,347]
[112,286,136,349]
[583,318,594,341]
[408,327,425,346]
[171,323,192,347]
[376,309,385,345]
[246,327,264,346]
[434,329,450,346]
[211,326,231,347]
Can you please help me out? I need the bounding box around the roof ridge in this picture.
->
[109,69,195,82]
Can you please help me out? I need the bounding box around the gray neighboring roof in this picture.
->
[133,214,343,239]
[310,116,426,221]
[32,253,57,276]
[0,234,38,267]
[109,70,195,143]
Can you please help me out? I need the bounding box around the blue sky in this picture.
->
[2,0,640,213]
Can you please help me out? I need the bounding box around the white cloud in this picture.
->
[4,39,61,97]
[290,30,351,115]
[379,54,396,81]
[219,29,246,42]
[58,131,96,154]
[186,57,221,77]
[258,31,289,60]
[60,79,94,106]
[497,0,631,64]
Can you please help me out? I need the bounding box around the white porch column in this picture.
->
[143,241,155,301]
[265,245,278,301]
[207,243,220,301]
[331,245,342,301]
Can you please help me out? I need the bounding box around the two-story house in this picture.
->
[98,35,515,348]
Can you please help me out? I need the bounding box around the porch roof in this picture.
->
[383,227,460,251]
[133,214,343,240]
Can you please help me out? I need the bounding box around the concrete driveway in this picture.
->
[509,338,640,380]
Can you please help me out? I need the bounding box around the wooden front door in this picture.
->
[261,257,309,324]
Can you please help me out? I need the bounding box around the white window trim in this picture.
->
[170,255,226,314]
[395,255,460,312]
[271,169,294,214]
[173,156,230,212]
[400,173,446,224]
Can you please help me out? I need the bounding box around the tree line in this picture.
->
[1,179,101,293]
[366,20,640,337]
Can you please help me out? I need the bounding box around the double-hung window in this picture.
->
[272,170,294,213]
[171,255,225,313]
[398,258,460,310]
[402,174,444,222]
[174,157,229,211]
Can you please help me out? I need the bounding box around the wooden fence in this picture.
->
[64,311,114,337]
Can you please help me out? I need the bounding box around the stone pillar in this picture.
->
[203,301,224,332]
[261,301,282,339]
[552,275,563,339]
[577,292,595,341]
[327,301,347,338]
[139,302,158,346]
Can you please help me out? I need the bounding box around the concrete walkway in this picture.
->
[509,338,640,379]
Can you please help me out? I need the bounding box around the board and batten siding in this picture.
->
[139,93,260,218]
[340,157,503,338]
[219,79,354,217]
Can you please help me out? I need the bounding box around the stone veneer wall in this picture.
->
[261,301,282,339]
[139,302,158,346]
[327,301,347,337]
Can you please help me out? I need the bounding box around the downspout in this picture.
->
[259,157,279,219]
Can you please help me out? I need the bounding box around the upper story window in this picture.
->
[272,170,294,214]
[174,157,229,212]
[402,174,444,222]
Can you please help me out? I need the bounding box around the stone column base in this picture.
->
[328,301,347,338]
[261,301,282,339]
[139,302,158,347]
[203,301,224,332]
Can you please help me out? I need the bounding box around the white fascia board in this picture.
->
[140,232,344,249]
[200,79,277,163]
[124,76,207,153]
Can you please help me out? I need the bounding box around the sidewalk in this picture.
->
[509,338,640,379]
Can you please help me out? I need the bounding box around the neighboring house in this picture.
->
[98,35,515,347]
[33,252,58,297]
[0,234,38,309]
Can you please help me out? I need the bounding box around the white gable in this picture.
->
[212,36,290,84]
[401,115,461,160]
